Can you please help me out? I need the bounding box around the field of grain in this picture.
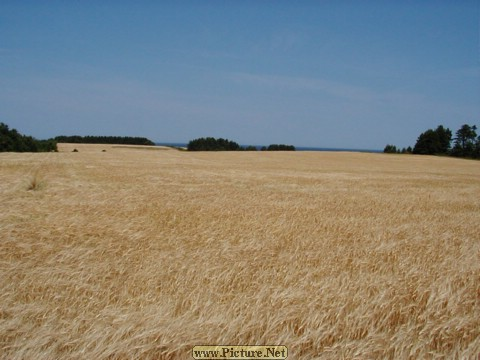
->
[1,143,479,359]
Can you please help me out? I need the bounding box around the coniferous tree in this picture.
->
[266,144,295,151]
[451,124,477,158]
[383,144,397,153]
[54,135,154,146]
[413,125,452,155]
[187,137,241,151]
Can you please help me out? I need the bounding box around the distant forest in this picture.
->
[0,122,155,152]
[54,135,155,146]
[384,123,480,159]
[187,137,296,151]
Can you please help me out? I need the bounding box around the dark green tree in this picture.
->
[383,144,397,154]
[413,129,437,154]
[0,122,56,152]
[266,144,295,151]
[0,122,14,151]
[54,135,154,146]
[475,135,480,159]
[187,137,241,151]
[451,124,477,158]
[435,125,453,154]
[413,125,452,155]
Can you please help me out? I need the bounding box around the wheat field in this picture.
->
[1,143,479,359]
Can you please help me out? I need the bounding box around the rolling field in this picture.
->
[1,143,479,359]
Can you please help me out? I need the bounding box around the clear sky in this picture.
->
[1,1,479,149]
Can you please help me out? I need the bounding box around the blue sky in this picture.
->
[1,1,479,149]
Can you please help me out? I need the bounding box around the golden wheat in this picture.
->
[1,143,479,359]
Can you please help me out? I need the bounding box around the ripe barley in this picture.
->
[0,144,479,359]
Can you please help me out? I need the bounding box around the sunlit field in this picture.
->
[1,143,479,359]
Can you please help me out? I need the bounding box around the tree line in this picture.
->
[187,137,295,151]
[0,122,156,152]
[0,123,57,152]
[384,124,480,159]
[54,135,154,146]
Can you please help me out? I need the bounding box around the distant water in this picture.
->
[156,143,382,153]
[157,142,188,148]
